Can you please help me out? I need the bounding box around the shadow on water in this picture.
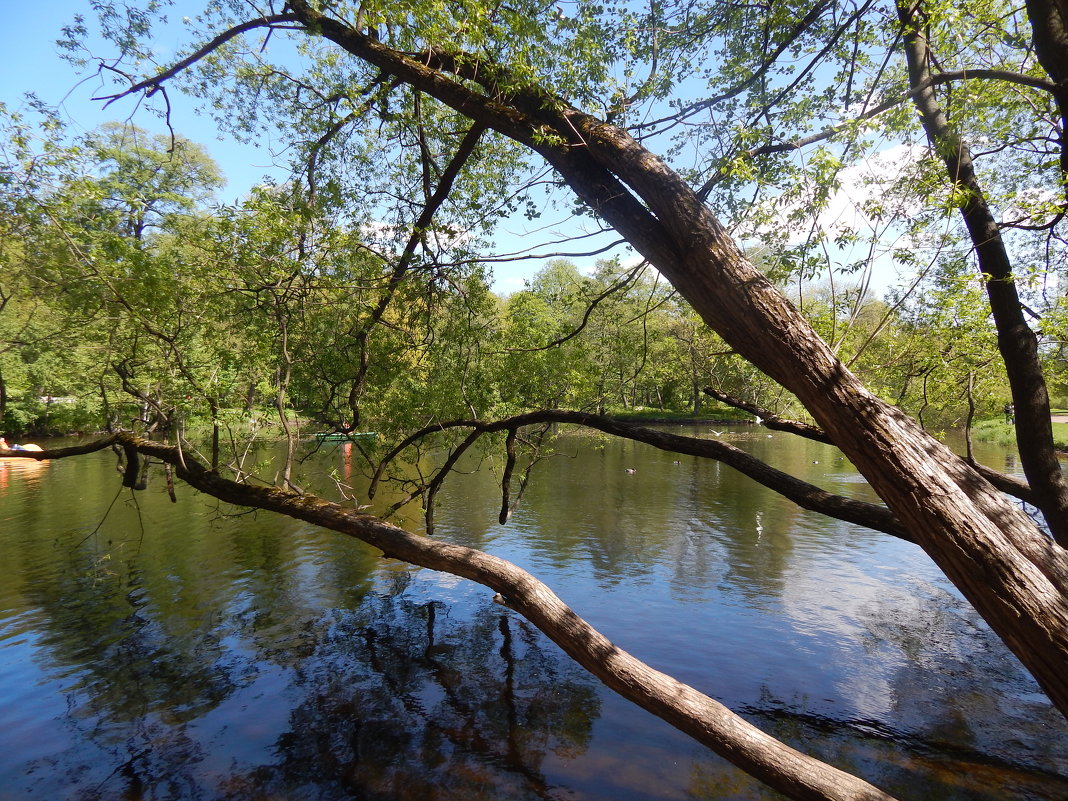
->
[0,431,1066,800]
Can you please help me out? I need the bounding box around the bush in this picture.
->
[3,396,104,437]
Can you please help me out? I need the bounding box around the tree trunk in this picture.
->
[110,2,1068,793]
[289,2,1068,716]
[1025,0,1068,202]
[897,0,1068,546]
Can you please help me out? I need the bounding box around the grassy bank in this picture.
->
[607,406,752,424]
[973,417,1068,451]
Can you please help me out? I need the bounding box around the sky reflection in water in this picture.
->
[0,428,1065,800]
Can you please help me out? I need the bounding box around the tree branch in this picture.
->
[93,14,299,106]
[368,410,909,542]
[21,431,901,801]
[498,262,648,353]
[698,69,1060,198]
[898,0,1068,545]
[703,386,1038,506]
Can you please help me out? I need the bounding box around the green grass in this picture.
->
[1054,422,1068,450]
[972,419,1018,447]
[607,406,751,423]
[973,418,1068,450]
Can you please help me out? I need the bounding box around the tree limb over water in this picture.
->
[24,0,1068,797]
[5,432,899,801]
[703,387,1039,507]
[367,410,909,542]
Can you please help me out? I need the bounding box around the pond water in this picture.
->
[0,425,1065,801]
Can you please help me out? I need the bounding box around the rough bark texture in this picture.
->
[278,3,1068,722]
[89,2,1068,795]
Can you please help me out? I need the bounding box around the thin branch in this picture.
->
[367,411,909,540]
[697,69,1060,198]
[92,14,300,107]
[498,262,648,353]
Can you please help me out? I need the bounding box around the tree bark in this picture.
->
[94,1,1068,793]
[277,1,1068,721]
[1024,0,1068,202]
[704,385,1039,506]
[897,0,1068,545]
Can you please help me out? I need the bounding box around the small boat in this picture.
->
[0,442,43,457]
[313,431,377,442]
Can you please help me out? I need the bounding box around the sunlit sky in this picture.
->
[1,2,285,198]
[0,2,633,294]
[2,2,901,297]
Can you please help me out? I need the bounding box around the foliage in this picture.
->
[0,104,1030,435]
[6,1,1068,796]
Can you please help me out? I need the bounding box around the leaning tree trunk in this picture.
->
[98,4,1068,794]
[280,0,1068,720]
[898,0,1068,546]
[553,108,1068,720]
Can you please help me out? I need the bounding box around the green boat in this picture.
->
[313,431,377,442]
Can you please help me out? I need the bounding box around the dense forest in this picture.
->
[1,123,1060,439]
[3,0,1068,799]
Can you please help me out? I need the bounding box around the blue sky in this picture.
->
[2,3,891,298]
[1,1,286,201]
[0,3,610,293]
[2,3,646,295]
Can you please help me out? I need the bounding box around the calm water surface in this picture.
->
[0,426,1065,801]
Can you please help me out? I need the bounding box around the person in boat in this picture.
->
[0,437,40,452]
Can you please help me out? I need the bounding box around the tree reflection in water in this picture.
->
[220,594,598,801]
[7,438,1068,801]
[32,578,599,801]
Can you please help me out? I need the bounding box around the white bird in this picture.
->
[710,429,724,436]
